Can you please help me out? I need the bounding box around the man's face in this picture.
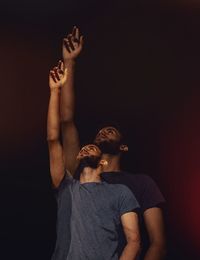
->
[94,126,122,155]
[94,127,121,144]
[76,144,102,170]
[77,144,101,160]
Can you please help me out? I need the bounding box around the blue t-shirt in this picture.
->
[51,175,139,260]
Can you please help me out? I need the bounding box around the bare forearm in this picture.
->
[60,60,75,122]
[143,208,166,260]
[47,89,61,141]
[120,241,140,260]
[144,243,166,260]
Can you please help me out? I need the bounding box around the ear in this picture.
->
[120,144,128,152]
[99,159,108,166]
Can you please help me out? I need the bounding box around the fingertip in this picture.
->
[72,26,76,34]
[61,61,64,70]
[58,60,62,69]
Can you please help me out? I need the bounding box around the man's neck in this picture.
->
[80,167,101,184]
[101,153,121,172]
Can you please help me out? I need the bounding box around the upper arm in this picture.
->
[48,140,65,188]
[61,121,80,175]
[121,212,140,244]
[143,207,166,246]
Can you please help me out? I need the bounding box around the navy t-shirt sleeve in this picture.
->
[118,185,140,216]
[140,174,165,212]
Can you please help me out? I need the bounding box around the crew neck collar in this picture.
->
[101,171,123,175]
[80,181,103,185]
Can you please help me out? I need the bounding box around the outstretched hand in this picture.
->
[49,61,68,90]
[63,26,84,61]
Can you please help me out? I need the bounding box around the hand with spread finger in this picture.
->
[62,26,84,62]
[49,61,68,90]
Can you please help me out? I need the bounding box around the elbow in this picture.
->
[47,134,59,142]
[60,117,75,129]
[60,109,74,123]
[47,138,58,143]
[51,176,62,188]
[47,129,60,142]
[60,117,73,124]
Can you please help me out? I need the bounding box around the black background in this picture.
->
[0,0,200,259]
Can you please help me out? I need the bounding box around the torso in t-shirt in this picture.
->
[51,175,139,260]
[100,171,165,259]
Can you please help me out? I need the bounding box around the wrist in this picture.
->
[64,59,76,67]
[50,87,61,94]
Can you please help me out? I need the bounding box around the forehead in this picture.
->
[100,126,120,135]
[81,144,100,151]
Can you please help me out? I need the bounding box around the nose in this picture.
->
[100,133,106,138]
[99,130,107,137]
[81,148,88,154]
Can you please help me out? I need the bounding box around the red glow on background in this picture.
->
[160,89,200,253]
[184,174,200,249]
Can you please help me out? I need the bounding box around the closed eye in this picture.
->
[107,129,116,134]
[88,146,97,151]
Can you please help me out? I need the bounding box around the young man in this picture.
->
[94,127,166,260]
[60,27,166,259]
[47,62,140,259]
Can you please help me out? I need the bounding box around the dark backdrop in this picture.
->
[0,0,200,259]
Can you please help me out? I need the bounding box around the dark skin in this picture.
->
[60,26,83,175]
[60,27,166,259]
[94,127,166,260]
[47,62,140,260]
[47,61,67,187]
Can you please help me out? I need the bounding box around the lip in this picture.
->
[95,137,107,144]
[97,133,109,140]
[77,153,89,160]
[99,132,107,138]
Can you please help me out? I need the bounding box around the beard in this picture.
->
[74,155,101,180]
[97,140,121,155]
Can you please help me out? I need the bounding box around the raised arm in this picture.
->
[120,212,141,260]
[60,26,84,175]
[47,61,67,188]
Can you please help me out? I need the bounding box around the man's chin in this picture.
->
[78,156,100,169]
[94,137,108,145]
[97,141,121,155]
